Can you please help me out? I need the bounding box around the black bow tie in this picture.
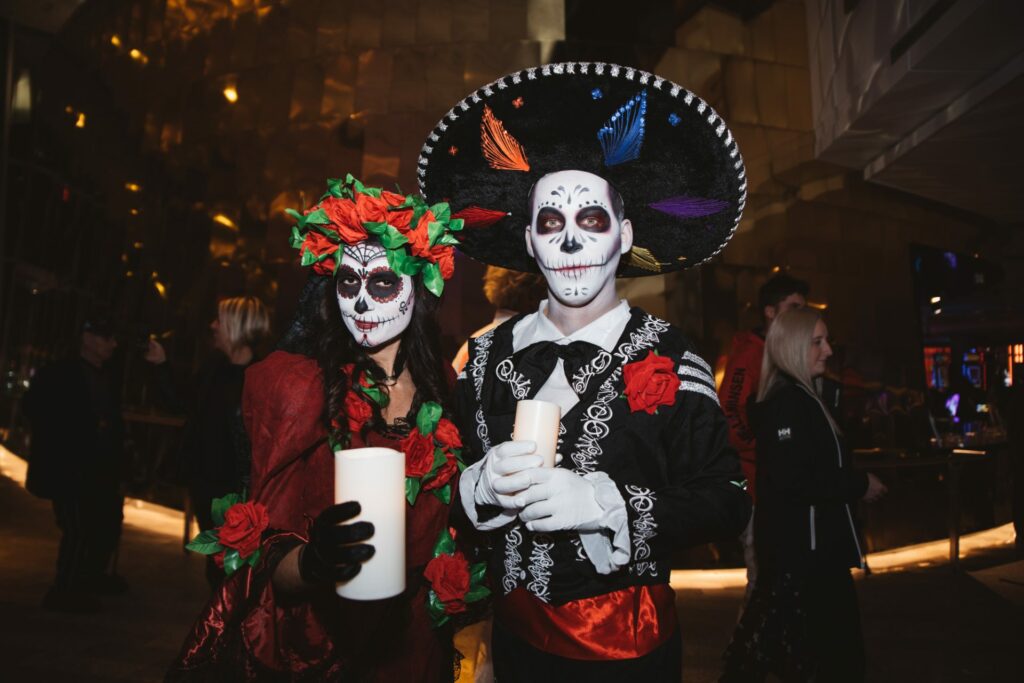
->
[511,340,603,397]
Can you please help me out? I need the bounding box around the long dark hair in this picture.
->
[314,273,450,443]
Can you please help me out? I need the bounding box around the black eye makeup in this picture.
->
[536,207,566,235]
[336,266,361,299]
[366,266,403,303]
[576,206,611,233]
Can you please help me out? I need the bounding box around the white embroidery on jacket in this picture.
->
[625,485,658,577]
[502,526,526,594]
[571,350,613,395]
[471,331,495,452]
[569,316,670,473]
[496,357,531,399]
[526,534,555,602]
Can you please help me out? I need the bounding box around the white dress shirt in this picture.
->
[511,299,632,415]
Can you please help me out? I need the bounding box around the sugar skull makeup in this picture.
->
[336,241,415,348]
[525,170,632,307]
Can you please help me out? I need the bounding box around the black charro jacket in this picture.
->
[455,307,751,605]
[751,374,868,575]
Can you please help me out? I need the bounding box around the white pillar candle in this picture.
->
[334,447,405,600]
[513,399,561,468]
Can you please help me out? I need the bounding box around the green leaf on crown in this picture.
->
[423,261,444,297]
[380,225,410,249]
[430,202,451,223]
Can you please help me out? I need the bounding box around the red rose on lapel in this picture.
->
[622,351,678,414]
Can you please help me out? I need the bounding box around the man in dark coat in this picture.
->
[24,315,127,612]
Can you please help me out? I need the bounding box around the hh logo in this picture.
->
[777,427,792,441]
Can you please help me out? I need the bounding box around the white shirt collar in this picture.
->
[512,299,631,353]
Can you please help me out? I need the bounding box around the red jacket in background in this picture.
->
[718,330,765,501]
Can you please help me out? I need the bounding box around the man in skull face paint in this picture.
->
[526,170,631,310]
[425,64,751,681]
[169,178,465,683]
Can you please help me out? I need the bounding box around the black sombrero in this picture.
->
[417,62,746,278]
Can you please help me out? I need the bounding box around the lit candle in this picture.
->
[334,447,405,600]
[513,399,561,468]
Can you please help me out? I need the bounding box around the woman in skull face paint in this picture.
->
[168,178,466,683]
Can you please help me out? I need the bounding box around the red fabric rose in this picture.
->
[622,350,678,415]
[424,552,471,615]
[429,244,456,279]
[388,208,413,231]
[320,196,367,244]
[424,451,457,491]
[434,418,462,449]
[381,190,406,208]
[302,230,339,276]
[354,192,389,225]
[344,390,373,433]
[218,501,269,558]
[401,428,436,478]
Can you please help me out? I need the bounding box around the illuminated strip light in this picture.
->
[4,445,1011,590]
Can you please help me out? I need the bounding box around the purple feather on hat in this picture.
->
[649,196,729,219]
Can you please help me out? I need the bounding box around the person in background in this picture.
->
[25,313,127,613]
[721,307,886,682]
[145,296,271,587]
[718,273,808,595]
[452,266,546,374]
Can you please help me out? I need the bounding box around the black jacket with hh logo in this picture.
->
[751,374,868,575]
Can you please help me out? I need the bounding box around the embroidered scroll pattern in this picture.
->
[570,350,613,395]
[626,485,658,577]
[470,330,494,452]
[569,315,670,473]
[502,525,527,594]
[526,534,555,602]
[495,357,531,399]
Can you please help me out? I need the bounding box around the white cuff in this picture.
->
[577,472,631,574]
[459,459,519,530]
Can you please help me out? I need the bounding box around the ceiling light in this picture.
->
[74,113,86,128]
[222,86,238,103]
[212,213,238,230]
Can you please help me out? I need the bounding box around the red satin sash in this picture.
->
[495,584,677,660]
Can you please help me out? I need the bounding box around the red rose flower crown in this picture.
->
[288,174,464,297]
[185,493,270,575]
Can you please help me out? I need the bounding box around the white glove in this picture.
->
[474,440,543,509]
[510,468,605,533]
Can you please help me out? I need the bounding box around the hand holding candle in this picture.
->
[334,447,406,600]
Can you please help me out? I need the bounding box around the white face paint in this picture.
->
[525,170,632,307]
[336,241,415,348]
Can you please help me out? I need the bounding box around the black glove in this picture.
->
[298,501,375,584]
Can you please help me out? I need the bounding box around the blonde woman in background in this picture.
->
[146,296,271,587]
[721,307,885,682]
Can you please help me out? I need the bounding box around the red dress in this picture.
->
[168,351,454,682]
